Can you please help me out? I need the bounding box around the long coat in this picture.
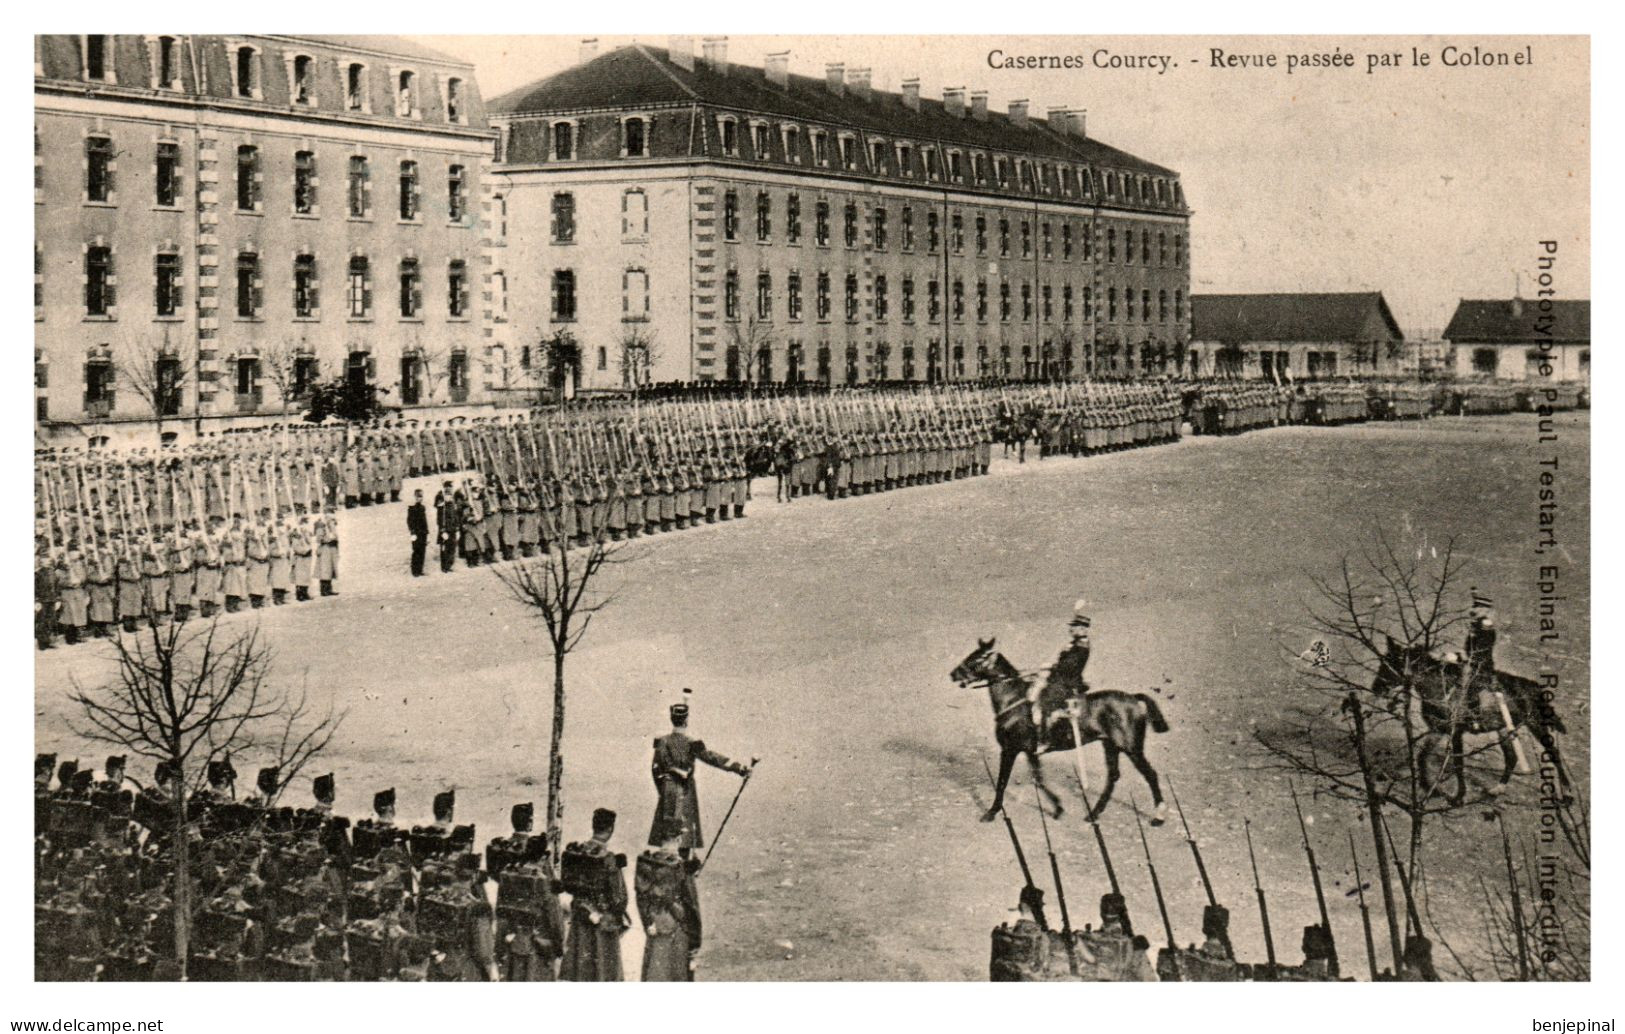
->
[559,840,627,982]
[636,848,701,982]
[649,731,749,849]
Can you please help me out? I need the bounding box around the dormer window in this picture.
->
[292,55,315,105]
[622,117,647,157]
[811,129,830,167]
[552,121,575,161]
[924,148,941,181]
[782,125,801,163]
[234,45,259,98]
[84,35,112,83]
[396,70,417,118]
[346,63,369,112]
[971,153,987,183]
[1105,171,1117,197]
[1018,161,1033,191]
[995,157,1010,187]
[719,117,738,156]
[750,121,772,158]
[869,139,887,172]
[895,142,912,177]
[1174,181,1184,206]
[947,150,963,182]
[838,135,857,170]
[156,36,179,89]
[446,77,464,123]
[1079,167,1092,197]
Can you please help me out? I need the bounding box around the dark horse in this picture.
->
[1370,635,1572,805]
[950,637,1169,823]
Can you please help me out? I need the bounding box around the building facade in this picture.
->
[485,39,1192,394]
[1189,292,1407,380]
[34,34,494,445]
[1442,298,1590,383]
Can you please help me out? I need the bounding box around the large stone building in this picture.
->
[1189,292,1407,380]
[485,38,1192,394]
[34,34,494,444]
[1442,298,1590,383]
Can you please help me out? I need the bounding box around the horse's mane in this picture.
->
[985,650,1024,682]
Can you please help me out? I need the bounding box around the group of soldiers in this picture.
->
[35,698,756,983]
[992,383,1184,462]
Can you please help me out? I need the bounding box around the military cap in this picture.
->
[1018,884,1046,917]
[433,789,456,822]
[36,753,57,778]
[1100,892,1129,925]
[511,802,534,832]
[313,772,335,803]
[1201,904,1231,939]
[591,807,617,834]
[256,766,279,796]
[1470,587,1494,611]
[71,770,95,793]
[206,759,236,786]
[154,760,178,785]
[57,760,79,788]
[1070,599,1091,629]
[374,788,396,815]
[104,755,126,777]
[1302,924,1335,961]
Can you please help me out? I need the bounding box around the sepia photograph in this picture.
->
[24,28,1592,1000]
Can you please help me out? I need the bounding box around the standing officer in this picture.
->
[649,693,755,857]
[406,490,429,577]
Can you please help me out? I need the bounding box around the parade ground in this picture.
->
[34,412,1590,980]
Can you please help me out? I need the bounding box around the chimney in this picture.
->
[970,90,988,121]
[825,62,845,95]
[901,77,920,111]
[668,36,694,72]
[1047,107,1070,135]
[943,86,965,117]
[701,37,730,76]
[579,38,599,65]
[1077,109,1087,137]
[846,67,872,102]
[765,50,789,89]
[1008,99,1029,128]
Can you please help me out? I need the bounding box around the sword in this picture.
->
[1065,697,1090,795]
[699,757,758,870]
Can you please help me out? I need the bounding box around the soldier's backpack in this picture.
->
[634,851,684,913]
[990,922,1047,982]
[560,841,621,903]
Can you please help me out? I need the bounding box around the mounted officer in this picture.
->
[1463,588,1498,721]
[1040,601,1093,741]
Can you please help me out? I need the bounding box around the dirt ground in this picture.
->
[35,412,1590,981]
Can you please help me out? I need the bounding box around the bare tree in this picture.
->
[1475,797,1589,980]
[726,317,773,383]
[490,503,631,864]
[482,343,548,409]
[258,338,311,419]
[415,344,452,405]
[617,324,660,389]
[67,618,344,977]
[119,333,194,440]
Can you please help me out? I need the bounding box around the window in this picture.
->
[901,277,914,321]
[925,148,941,181]
[449,352,469,398]
[155,142,180,207]
[722,189,741,240]
[927,211,940,253]
[751,122,771,157]
[551,121,574,160]
[552,270,576,320]
[844,202,859,248]
[1021,282,1032,321]
[1175,235,1185,267]
[154,356,182,416]
[1159,232,1168,266]
[1124,289,1134,321]
[784,125,800,162]
[839,135,856,170]
[999,281,1011,322]
[720,118,738,157]
[85,246,114,316]
[1020,220,1031,258]
[1041,284,1052,322]
[294,356,318,396]
[1108,287,1118,322]
[995,157,1010,186]
[1142,230,1151,264]
[624,117,646,157]
[292,55,315,105]
[236,357,262,407]
[622,188,648,238]
[34,244,43,316]
[756,191,772,241]
[86,136,114,203]
[896,142,912,176]
[952,213,965,252]
[234,46,258,98]
[398,160,419,220]
[348,156,370,217]
[1175,290,1185,322]
[85,35,111,81]
[869,139,887,172]
[236,145,260,211]
[756,272,773,319]
[399,355,423,405]
[293,150,317,214]
[873,207,887,250]
[551,192,576,243]
[1107,228,1117,263]
[346,63,368,112]
[446,78,465,124]
[845,274,859,321]
[154,252,182,316]
[901,207,915,251]
[815,201,830,247]
[949,151,963,181]
[623,268,649,320]
[493,194,508,240]
[389,258,419,318]
[156,37,180,89]
[447,164,466,222]
[1159,290,1169,322]
[786,194,802,244]
[347,256,371,317]
[1142,290,1152,323]
[492,270,508,320]
[1084,285,1094,321]
[1042,223,1052,259]
[448,260,469,318]
[236,253,262,317]
[874,276,889,320]
[813,130,830,167]
[1062,224,1073,261]
[787,272,803,320]
[293,254,319,317]
[816,272,831,320]
[952,280,965,321]
[724,269,739,319]
[397,71,417,117]
[928,279,940,321]
[976,279,988,322]
[998,219,1010,257]
[1063,285,1074,322]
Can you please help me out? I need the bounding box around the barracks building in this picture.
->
[1189,292,1408,380]
[34,34,494,445]
[1442,298,1590,384]
[485,38,1193,394]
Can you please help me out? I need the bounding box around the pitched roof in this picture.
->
[292,35,472,67]
[1442,299,1590,344]
[1192,292,1405,344]
[490,44,1178,177]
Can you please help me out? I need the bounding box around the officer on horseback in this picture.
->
[1043,601,1092,739]
[1463,588,1497,721]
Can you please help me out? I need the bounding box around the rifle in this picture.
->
[1075,781,1124,925]
[982,757,1043,930]
[1034,780,1078,974]
[1169,778,1218,907]
[1291,781,1338,977]
[1245,819,1278,974]
[1133,793,1176,952]
[1349,831,1379,981]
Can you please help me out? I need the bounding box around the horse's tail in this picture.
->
[1136,694,1170,733]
